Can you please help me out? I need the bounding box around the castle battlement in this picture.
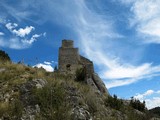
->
[62,39,74,48]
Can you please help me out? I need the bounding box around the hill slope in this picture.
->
[149,107,160,118]
[1,62,160,120]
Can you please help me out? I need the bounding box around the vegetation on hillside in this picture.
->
[105,94,123,110]
[75,67,86,81]
[0,50,159,120]
[130,97,146,112]
[149,107,160,118]
[0,50,11,62]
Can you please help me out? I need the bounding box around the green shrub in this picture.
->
[130,97,146,112]
[0,99,23,119]
[105,94,123,110]
[10,99,23,119]
[35,83,70,120]
[0,50,11,62]
[75,67,86,81]
[54,65,58,72]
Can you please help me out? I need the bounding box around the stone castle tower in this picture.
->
[58,40,108,94]
[58,40,94,75]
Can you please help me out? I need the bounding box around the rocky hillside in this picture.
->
[0,52,159,120]
[0,62,158,120]
[149,107,160,119]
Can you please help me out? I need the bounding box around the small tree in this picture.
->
[105,94,123,110]
[75,67,86,81]
[54,65,58,72]
[130,97,146,112]
[0,50,11,62]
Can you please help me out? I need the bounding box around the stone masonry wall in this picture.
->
[58,40,109,95]
[58,40,94,75]
[80,56,94,76]
[58,40,81,74]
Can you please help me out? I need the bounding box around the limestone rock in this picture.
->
[92,73,109,94]
[71,106,92,120]
[86,77,98,90]
[0,68,5,72]
[21,105,40,120]
[33,79,47,89]
[20,79,47,120]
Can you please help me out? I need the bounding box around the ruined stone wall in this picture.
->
[58,40,80,74]
[80,56,94,75]
[62,40,73,48]
[58,40,94,75]
[58,40,108,95]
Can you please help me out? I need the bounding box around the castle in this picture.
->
[58,40,109,94]
[58,40,94,76]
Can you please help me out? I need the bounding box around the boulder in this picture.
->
[92,73,109,94]
[0,68,5,72]
[71,106,92,120]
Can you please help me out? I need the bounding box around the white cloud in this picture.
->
[0,34,42,49]
[121,0,160,43]
[1,21,45,49]
[134,90,154,100]
[157,91,160,94]
[134,90,160,109]
[34,62,54,72]
[44,61,51,65]
[103,63,151,79]
[0,32,4,36]
[0,2,32,22]
[22,34,41,45]
[6,23,18,30]
[0,37,29,49]
[6,22,35,37]
[51,61,58,64]
[105,79,137,89]
[102,63,160,88]
[146,97,160,109]
[13,26,35,37]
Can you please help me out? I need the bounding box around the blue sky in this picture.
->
[0,0,160,109]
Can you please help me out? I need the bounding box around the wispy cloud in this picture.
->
[44,61,52,65]
[29,0,160,88]
[134,89,160,109]
[134,90,154,100]
[103,63,160,88]
[60,0,160,88]
[120,0,160,43]
[0,32,4,36]
[22,34,42,45]
[0,1,32,22]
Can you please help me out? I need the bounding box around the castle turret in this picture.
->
[58,40,80,74]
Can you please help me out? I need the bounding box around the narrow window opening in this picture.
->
[66,64,71,71]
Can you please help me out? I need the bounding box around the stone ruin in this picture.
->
[58,40,109,94]
[58,40,94,75]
